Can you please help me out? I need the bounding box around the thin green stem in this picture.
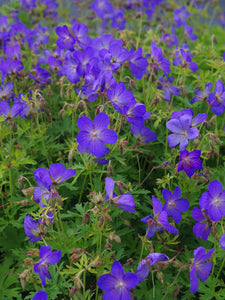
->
[36,111,50,166]
[161,268,182,300]
[83,270,86,298]
[152,272,155,299]
[215,256,225,288]
[78,174,87,204]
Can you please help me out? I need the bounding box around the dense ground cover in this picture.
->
[0,0,225,299]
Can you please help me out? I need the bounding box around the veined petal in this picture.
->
[99,129,118,144]
[39,246,51,258]
[89,138,105,157]
[167,134,183,148]
[219,233,225,250]
[34,168,52,190]
[97,274,117,291]
[94,112,110,130]
[77,116,93,132]
[136,260,149,283]
[190,265,199,293]
[187,127,199,140]
[123,273,138,289]
[196,262,212,281]
[147,253,169,265]
[49,163,75,183]
[166,119,183,133]
[192,113,207,126]
[199,192,209,210]
[111,261,124,278]
[33,291,48,300]
[192,207,204,222]
[208,180,223,198]
[105,177,115,199]
[152,196,162,214]
[77,131,92,148]
[162,189,172,202]
[45,250,62,264]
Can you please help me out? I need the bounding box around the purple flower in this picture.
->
[173,48,198,72]
[34,246,62,286]
[97,261,138,300]
[190,247,214,293]
[124,102,150,126]
[107,81,135,114]
[177,150,203,177]
[174,6,190,28]
[184,24,198,41]
[166,109,206,151]
[33,291,48,300]
[77,112,118,157]
[105,177,135,212]
[147,253,169,266]
[24,213,54,242]
[136,260,149,283]
[162,187,189,223]
[160,26,178,48]
[129,125,157,143]
[157,75,179,102]
[219,233,225,250]
[0,101,23,120]
[199,180,225,222]
[91,0,113,18]
[48,56,62,74]
[24,215,41,242]
[128,48,148,80]
[190,82,212,104]
[111,9,126,30]
[208,80,225,115]
[29,64,51,85]
[55,25,75,51]
[141,196,178,238]
[33,164,76,205]
[5,44,21,60]
[150,42,171,74]
[192,207,211,241]
[136,253,169,283]
[71,23,91,49]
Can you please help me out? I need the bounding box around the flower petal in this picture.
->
[94,112,110,130]
[99,129,118,144]
[97,274,117,291]
[111,261,124,278]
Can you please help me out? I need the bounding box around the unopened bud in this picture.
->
[23,258,34,267]
[157,271,164,284]
[18,175,25,187]
[74,277,83,290]
[69,286,77,298]
[26,248,39,257]
[123,219,131,227]
[105,242,112,249]
[173,285,179,298]
[92,206,98,217]
[19,269,30,290]
[83,212,90,225]
[107,161,113,176]
[22,187,34,197]
[108,232,121,244]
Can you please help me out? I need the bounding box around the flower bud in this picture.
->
[83,212,90,225]
[22,187,34,197]
[19,269,30,290]
[26,248,39,257]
